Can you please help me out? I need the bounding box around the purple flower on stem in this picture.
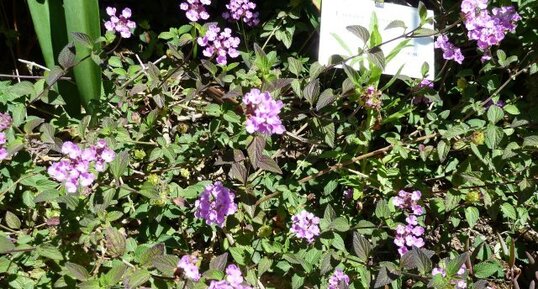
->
[393,190,426,255]
[223,0,260,27]
[104,7,136,38]
[0,113,12,131]
[0,115,9,161]
[177,255,201,281]
[461,0,521,60]
[434,35,464,64]
[48,140,115,193]
[197,24,241,65]
[180,0,211,22]
[243,89,285,135]
[208,264,252,289]
[328,268,350,289]
[194,182,237,227]
[290,210,320,243]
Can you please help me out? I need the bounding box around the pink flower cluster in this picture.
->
[290,210,320,243]
[47,140,115,193]
[434,35,464,64]
[208,264,252,289]
[461,0,521,61]
[328,269,350,289]
[180,0,211,22]
[177,255,201,281]
[393,190,425,255]
[361,86,382,110]
[432,264,467,289]
[243,89,285,135]
[104,7,136,38]
[0,113,11,161]
[195,182,237,227]
[197,24,241,65]
[223,0,260,27]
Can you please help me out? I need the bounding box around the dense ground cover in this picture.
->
[0,0,538,288]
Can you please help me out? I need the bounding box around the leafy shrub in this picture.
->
[0,0,537,288]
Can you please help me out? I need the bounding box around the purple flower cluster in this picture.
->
[328,269,350,289]
[177,255,201,281]
[197,24,240,65]
[104,7,136,38]
[0,113,11,161]
[393,190,425,255]
[434,35,464,64]
[461,0,521,61]
[180,0,211,22]
[194,182,237,227]
[361,86,382,110]
[208,264,252,289]
[290,210,320,243]
[47,140,115,193]
[223,0,260,27]
[432,264,467,289]
[418,79,434,89]
[243,89,285,135]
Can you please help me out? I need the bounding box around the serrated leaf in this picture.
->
[346,25,370,44]
[0,236,15,253]
[126,269,150,288]
[324,205,336,222]
[320,252,332,275]
[485,125,503,150]
[353,232,372,262]
[258,155,282,174]
[258,257,272,275]
[139,244,164,267]
[153,255,179,276]
[292,274,305,289]
[412,247,432,274]
[110,150,130,180]
[474,261,501,278]
[437,140,449,162]
[523,136,538,147]
[316,89,335,111]
[303,79,320,106]
[487,105,504,124]
[385,20,407,30]
[465,206,479,228]
[247,135,265,169]
[446,253,468,276]
[368,47,385,70]
[105,227,126,257]
[323,122,335,148]
[330,217,350,232]
[65,262,90,281]
[5,211,21,229]
[501,203,517,220]
[230,162,248,184]
[72,32,93,49]
[103,262,128,286]
[46,66,64,86]
[374,266,399,288]
[288,57,304,77]
[209,253,228,271]
[58,43,76,69]
[37,244,63,261]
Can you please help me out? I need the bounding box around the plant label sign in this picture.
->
[318,0,435,80]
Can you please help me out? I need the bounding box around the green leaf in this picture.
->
[5,211,21,229]
[385,20,407,30]
[105,227,126,257]
[353,232,372,262]
[324,204,336,222]
[368,47,385,70]
[485,124,503,150]
[316,89,335,111]
[330,217,350,232]
[126,269,150,288]
[503,104,520,115]
[446,253,468,276]
[303,79,320,106]
[523,135,538,147]
[291,274,305,289]
[0,236,15,254]
[37,244,64,261]
[65,262,90,281]
[487,105,504,124]
[374,266,399,288]
[474,261,501,278]
[412,247,432,274]
[501,203,517,220]
[64,0,102,113]
[138,244,164,267]
[103,262,127,287]
[323,122,335,148]
[288,57,304,77]
[153,255,179,276]
[346,25,370,44]
[437,140,450,162]
[110,150,130,180]
[58,42,76,69]
[465,206,480,228]
[258,257,272,276]
[209,253,228,271]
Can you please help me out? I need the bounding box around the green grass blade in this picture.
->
[27,0,81,117]
[63,0,102,114]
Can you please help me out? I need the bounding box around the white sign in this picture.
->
[318,0,435,80]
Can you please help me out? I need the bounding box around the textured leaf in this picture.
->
[385,20,407,30]
[374,266,399,288]
[58,43,76,69]
[103,262,128,287]
[153,255,179,276]
[37,244,63,261]
[257,155,282,174]
[346,25,370,44]
[0,236,15,254]
[209,253,228,271]
[105,227,126,257]
[368,47,385,70]
[126,269,150,288]
[446,253,468,276]
[230,162,248,184]
[316,89,335,111]
[288,57,304,77]
[110,151,130,180]
[320,251,332,275]
[65,262,90,281]
[465,206,479,228]
[353,232,372,262]
[474,261,501,278]
[247,135,265,169]
[5,211,21,229]
[412,247,432,274]
[303,79,320,106]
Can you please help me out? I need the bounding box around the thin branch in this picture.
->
[0,74,71,80]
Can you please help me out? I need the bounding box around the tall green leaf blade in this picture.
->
[63,0,102,113]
